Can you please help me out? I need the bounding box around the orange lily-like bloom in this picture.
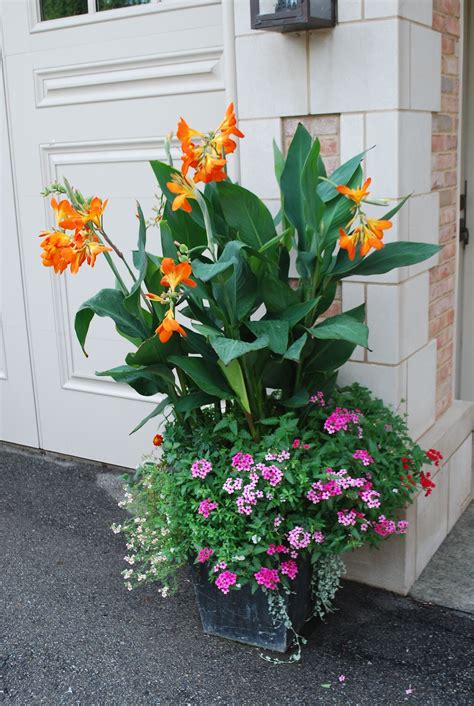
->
[51,198,85,232]
[156,308,187,344]
[160,257,196,291]
[336,177,371,206]
[80,196,108,227]
[166,173,197,213]
[40,228,111,274]
[339,216,392,261]
[176,102,244,184]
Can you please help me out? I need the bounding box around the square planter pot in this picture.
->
[189,559,314,652]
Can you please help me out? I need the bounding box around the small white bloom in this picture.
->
[126,582,133,591]
[251,535,260,544]
[392,489,399,494]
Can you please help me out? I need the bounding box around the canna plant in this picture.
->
[39,104,439,440]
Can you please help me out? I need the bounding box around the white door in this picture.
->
[458,1,474,401]
[1,48,39,447]
[1,0,228,466]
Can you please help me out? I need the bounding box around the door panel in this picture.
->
[2,0,226,466]
[0,54,39,447]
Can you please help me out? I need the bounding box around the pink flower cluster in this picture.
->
[287,526,311,549]
[236,472,260,515]
[309,390,325,406]
[307,469,368,504]
[231,452,254,471]
[258,463,283,487]
[215,570,237,594]
[353,449,374,466]
[197,547,214,563]
[222,477,243,494]
[265,449,290,462]
[213,560,227,572]
[324,407,361,435]
[337,509,360,526]
[313,530,325,544]
[280,559,298,580]
[266,543,289,556]
[198,498,218,518]
[254,567,280,590]
[292,439,311,450]
[373,516,409,537]
[359,488,381,509]
[191,459,213,479]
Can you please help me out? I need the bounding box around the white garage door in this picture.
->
[1,0,228,466]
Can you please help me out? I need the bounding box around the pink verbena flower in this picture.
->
[324,407,361,435]
[197,547,214,563]
[292,438,300,449]
[274,515,283,528]
[287,526,311,549]
[191,459,213,479]
[254,567,280,590]
[198,498,218,518]
[312,530,325,544]
[353,449,374,466]
[396,520,409,534]
[222,477,243,494]
[215,570,237,594]
[337,509,358,527]
[309,390,325,406]
[280,559,298,580]
[260,464,284,487]
[373,515,397,537]
[231,452,254,471]
[359,489,381,509]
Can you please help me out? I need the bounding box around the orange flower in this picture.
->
[176,103,244,184]
[153,433,164,447]
[80,196,108,227]
[39,228,111,274]
[336,177,371,206]
[166,173,197,213]
[160,257,196,291]
[51,198,84,231]
[156,308,187,343]
[338,221,388,261]
[366,217,392,240]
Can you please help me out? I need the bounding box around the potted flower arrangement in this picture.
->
[39,104,442,655]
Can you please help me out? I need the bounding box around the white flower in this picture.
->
[111,523,121,534]
[137,574,146,582]
[161,586,169,598]
[123,569,133,579]
[126,582,133,591]
[251,535,260,544]
[392,489,399,494]
[160,527,169,536]
[124,555,135,565]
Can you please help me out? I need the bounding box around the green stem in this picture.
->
[103,251,128,295]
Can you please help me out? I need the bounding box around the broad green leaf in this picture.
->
[308,312,369,348]
[296,250,317,279]
[211,241,258,324]
[273,139,285,185]
[126,332,181,366]
[305,304,366,372]
[216,182,278,251]
[192,323,223,338]
[96,363,174,396]
[280,123,312,240]
[218,359,251,414]
[245,320,289,355]
[280,388,310,408]
[175,391,216,413]
[130,396,171,434]
[279,298,320,326]
[192,259,235,282]
[336,242,440,279]
[160,220,178,259]
[75,288,149,356]
[124,203,148,315]
[181,328,217,361]
[168,355,231,399]
[210,335,269,366]
[261,277,299,314]
[283,333,307,361]
[317,150,367,202]
[301,138,325,233]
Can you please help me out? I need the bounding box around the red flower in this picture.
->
[426,448,443,467]
[153,433,164,447]
[420,471,436,497]
[401,456,411,471]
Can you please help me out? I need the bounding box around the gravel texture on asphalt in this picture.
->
[1,443,473,706]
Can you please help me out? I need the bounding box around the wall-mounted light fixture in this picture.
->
[250,0,337,33]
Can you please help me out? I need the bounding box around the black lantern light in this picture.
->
[250,0,337,33]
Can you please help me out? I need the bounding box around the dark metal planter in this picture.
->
[189,559,314,652]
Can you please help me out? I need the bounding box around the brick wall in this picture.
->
[282,115,342,316]
[431,0,461,417]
